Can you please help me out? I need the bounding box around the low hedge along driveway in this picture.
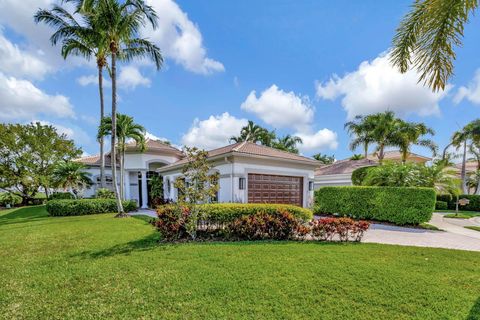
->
[314,186,436,225]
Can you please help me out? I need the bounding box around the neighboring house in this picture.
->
[160,141,318,208]
[314,150,432,189]
[76,139,319,208]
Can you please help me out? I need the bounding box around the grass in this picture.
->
[1,206,480,319]
[419,223,443,231]
[444,213,475,219]
[466,226,480,232]
[437,209,480,217]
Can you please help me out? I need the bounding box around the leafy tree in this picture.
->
[92,0,163,216]
[98,113,146,200]
[35,1,110,189]
[312,153,335,164]
[148,174,164,206]
[52,161,93,198]
[391,0,478,91]
[174,147,219,239]
[350,154,365,160]
[0,123,81,204]
[272,135,303,154]
[392,121,437,163]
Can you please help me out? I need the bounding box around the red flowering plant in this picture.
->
[152,204,192,241]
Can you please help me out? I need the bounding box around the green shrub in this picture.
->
[50,192,75,200]
[196,203,313,223]
[0,192,22,207]
[46,199,137,216]
[95,188,115,199]
[436,194,480,211]
[314,186,436,225]
[351,166,375,186]
[435,201,448,210]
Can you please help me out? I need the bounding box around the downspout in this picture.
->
[225,156,234,202]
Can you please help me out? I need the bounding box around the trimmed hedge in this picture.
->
[46,199,137,216]
[435,201,448,210]
[314,186,436,225]
[197,203,313,223]
[436,194,480,212]
[50,192,75,200]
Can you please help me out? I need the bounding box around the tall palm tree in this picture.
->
[393,121,437,163]
[272,135,303,154]
[98,114,146,200]
[94,0,162,216]
[391,0,478,91]
[53,161,93,198]
[344,115,374,158]
[313,153,335,164]
[35,1,110,189]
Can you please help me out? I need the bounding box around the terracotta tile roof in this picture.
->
[74,154,115,167]
[455,161,478,172]
[126,138,183,156]
[159,141,320,171]
[366,150,431,162]
[315,158,378,176]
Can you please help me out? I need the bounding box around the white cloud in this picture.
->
[143,0,224,75]
[0,30,51,79]
[117,66,150,90]
[295,129,338,152]
[454,69,480,104]
[241,85,315,131]
[77,75,104,87]
[181,112,248,150]
[0,72,75,121]
[315,52,449,119]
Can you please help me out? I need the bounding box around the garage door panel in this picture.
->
[248,173,303,206]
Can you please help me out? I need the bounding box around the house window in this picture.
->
[239,177,246,190]
[309,181,314,191]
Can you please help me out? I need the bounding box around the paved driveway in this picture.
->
[363,213,480,251]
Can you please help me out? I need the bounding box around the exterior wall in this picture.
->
[161,156,316,208]
[124,153,178,170]
[314,173,353,189]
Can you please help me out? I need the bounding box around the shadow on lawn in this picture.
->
[0,206,49,226]
[74,232,163,259]
[467,296,480,320]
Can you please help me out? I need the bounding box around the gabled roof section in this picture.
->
[125,138,183,156]
[159,141,320,172]
[74,154,116,167]
[315,158,378,176]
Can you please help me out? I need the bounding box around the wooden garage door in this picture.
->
[248,174,303,206]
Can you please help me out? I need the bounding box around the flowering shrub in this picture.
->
[227,210,302,240]
[310,217,370,242]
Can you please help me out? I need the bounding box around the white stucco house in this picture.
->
[76,139,319,208]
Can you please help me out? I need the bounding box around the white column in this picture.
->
[141,171,148,208]
[124,171,130,200]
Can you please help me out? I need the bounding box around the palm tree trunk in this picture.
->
[110,50,125,216]
[363,144,368,159]
[98,65,106,189]
[461,140,467,194]
[378,144,385,164]
[120,147,125,200]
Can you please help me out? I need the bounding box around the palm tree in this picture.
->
[98,113,146,200]
[94,0,162,216]
[35,2,110,189]
[451,120,480,193]
[231,121,272,145]
[272,135,303,154]
[344,115,374,158]
[312,153,335,164]
[393,121,437,163]
[53,161,93,198]
[391,0,478,91]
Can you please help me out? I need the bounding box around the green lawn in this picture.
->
[466,226,480,232]
[1,206,480,319]
[438,210,480,219]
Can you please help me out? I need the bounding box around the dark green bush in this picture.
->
[0,192,22,207]
[50,192,75,200]
[197,203,313,223]
[46,199,137,216]
[351,166,375,186]
[314,186,436,225]
[436,194,480,211]
[435,201,448,210]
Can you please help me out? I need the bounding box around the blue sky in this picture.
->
[1,0,479,159]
